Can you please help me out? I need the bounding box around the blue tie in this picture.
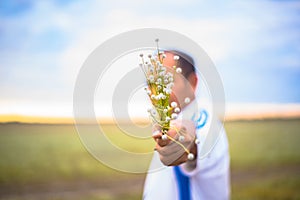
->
[173,110,207,200]
[174,166,191,200]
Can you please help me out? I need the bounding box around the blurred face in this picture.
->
[163,52,197,109]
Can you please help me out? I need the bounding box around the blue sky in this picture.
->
[0,0,299,117]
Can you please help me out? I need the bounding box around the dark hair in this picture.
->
[165,50,196,79]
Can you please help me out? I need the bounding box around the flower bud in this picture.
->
[176,68,182,73]
[173,55,180,60]
[171,113,178,119]
[171,102,177,108]
[184,97,190,104]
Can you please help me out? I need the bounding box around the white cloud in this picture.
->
[59,10,247,88]
[1,0,299,117]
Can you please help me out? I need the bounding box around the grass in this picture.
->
[0,119,299,199]
[225,119,300,200]
[226,120,300,168]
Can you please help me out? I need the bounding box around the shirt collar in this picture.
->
[177,99,199,121]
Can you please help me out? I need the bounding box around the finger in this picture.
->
[179,126,187,135]
[156,141,184,157]
[153,129,172,146]
[156,138,169,147]
[157,145,186,166]
[167,129,178,138]
[152,131,170,147]
[152,130,162,138]
[167,154,188,166]
[156,130,182,147]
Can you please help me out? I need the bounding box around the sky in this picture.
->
[0,0,299,118]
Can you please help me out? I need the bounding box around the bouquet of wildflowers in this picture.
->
[139,39,194,160]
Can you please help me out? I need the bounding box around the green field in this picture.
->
[0,119,299,200]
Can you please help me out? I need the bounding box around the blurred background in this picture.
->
[0,0,299,199]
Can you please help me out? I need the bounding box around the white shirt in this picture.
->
[143,100,230,200]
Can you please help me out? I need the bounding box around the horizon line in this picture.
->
[1,103,300,124]
[1,112,300,124]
